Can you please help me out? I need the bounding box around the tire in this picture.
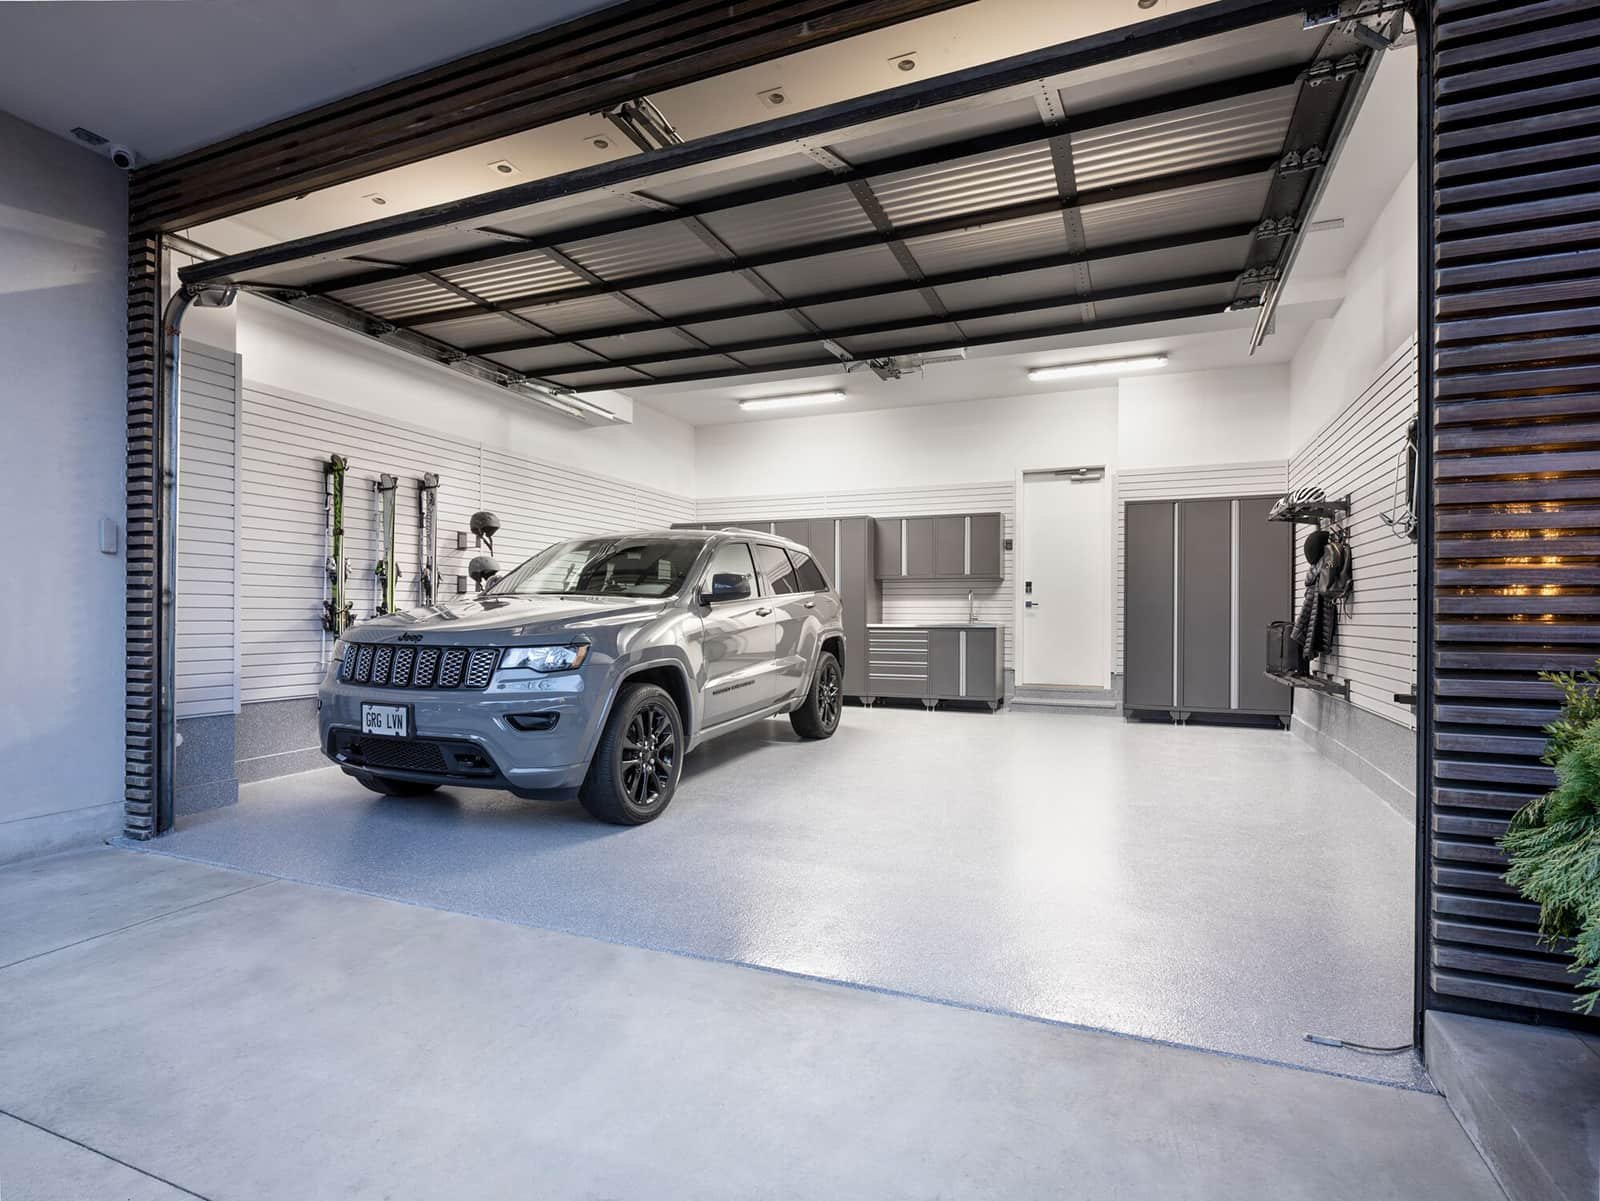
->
[354,773,440,797]
[580,683,684,825]
[789,651,843,740]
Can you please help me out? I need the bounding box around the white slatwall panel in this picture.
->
[480,449,694,571]
[1288,338,1420,729]
[237,383,692,704]
[1113,461,1289,673]
[176,345,240,717]
[697,482,1018,667]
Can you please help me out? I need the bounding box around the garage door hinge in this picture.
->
[1237,266,1280,289]
[1277,147,1327,177]
[1255,218,1296,240]
[1303,55,1364,87]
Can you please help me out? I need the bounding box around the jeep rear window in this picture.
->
[488,538,704,598]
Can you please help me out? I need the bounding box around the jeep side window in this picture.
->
[699,541,758,602]
[754,543,798,594]
[787,550,828,593]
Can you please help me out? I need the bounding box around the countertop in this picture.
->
[867,622,1001,631]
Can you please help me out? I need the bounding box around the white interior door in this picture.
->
[1019,469,1110,688]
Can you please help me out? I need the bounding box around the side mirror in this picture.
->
[702,572,752,605]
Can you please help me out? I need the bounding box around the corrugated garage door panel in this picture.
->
[176,345,240,719]
[238,383,691,705]
[1429,0,1600,1022]
[1289,339,1420,731]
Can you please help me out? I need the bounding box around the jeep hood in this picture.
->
[349,594,672,642]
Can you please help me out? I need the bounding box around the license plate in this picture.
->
[361,703,410,738]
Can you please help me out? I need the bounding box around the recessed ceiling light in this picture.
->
[362,193,388,206]
[1028,355,1168,381]
[738,390,846,412]
[590,136,611,150]
[488,159,520,177]
[758,88,787,108]
[1137,0,1159,8]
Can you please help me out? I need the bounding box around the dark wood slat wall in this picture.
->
[125,236,162,838]
[128,0,977,231]
[1427,0,1600,1024]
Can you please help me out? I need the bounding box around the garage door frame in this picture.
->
[124,0,1600,1046]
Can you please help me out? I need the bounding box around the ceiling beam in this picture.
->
[484,269,1240,374]
[557,302,1234,391]
[464,223,1258,356]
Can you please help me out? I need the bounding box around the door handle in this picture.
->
[756,607,773,616]
[803,600,816,609]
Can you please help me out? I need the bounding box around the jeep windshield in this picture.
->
[487,537,705,598]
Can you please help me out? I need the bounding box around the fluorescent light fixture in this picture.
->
[738,390,847,412]
[1027,355,1168,382]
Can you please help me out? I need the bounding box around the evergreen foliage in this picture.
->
[1501,667,1600,1013]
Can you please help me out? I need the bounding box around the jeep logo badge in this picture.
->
[398,633,423,643]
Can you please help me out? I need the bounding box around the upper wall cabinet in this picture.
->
[876,513,1003,580]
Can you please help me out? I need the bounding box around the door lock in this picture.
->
[1025,600,1043,609]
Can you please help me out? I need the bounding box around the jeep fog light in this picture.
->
[500,644,589,673]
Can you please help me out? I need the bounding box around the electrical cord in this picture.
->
[1303,1033,1415,1055]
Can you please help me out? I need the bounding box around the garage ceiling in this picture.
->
[182,11,1374,398]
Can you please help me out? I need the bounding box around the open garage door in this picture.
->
[177,8,1380,402]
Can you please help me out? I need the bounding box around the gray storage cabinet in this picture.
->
[876,513,1004,580]
[868,624,1003,709]
[1123,498,1290,723]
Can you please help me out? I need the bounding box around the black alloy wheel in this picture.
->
[790,650,843,740]
[580,682,685,825]
[621,700,678,808]
[817,658,842,729]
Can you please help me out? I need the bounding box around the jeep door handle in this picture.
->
[755,607,773,617]
[803,601,816,609]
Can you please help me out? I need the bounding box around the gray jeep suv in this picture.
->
[319,529,846,824]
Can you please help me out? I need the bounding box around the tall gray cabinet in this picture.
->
[1123,497,1290,723]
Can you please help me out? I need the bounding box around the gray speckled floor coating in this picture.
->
[140,706,1424,1088]
[0,850,1496,1201]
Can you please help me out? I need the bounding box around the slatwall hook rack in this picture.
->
[1267,494,1351,525]
[1264,669,1350,700]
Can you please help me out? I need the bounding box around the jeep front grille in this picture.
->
[339,642,499,690]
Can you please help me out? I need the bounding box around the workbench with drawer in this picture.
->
[863,623,1004,710]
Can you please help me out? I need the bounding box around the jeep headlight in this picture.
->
[499,644,589,673]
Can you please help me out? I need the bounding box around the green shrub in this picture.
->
[1501,667,1600,1013]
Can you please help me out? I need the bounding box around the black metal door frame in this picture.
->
[137,0,1600,1054]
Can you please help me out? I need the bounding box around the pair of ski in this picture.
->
[321,457,441,634]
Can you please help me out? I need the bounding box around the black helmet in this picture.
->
[469,511,500,539]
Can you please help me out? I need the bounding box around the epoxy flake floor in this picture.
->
[144,706,1423,1087]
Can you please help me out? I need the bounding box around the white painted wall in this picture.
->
[695,388,1119,497]
[1290,163,1420,449]
[1118,365,1290,469]
[0,111,128,861]
[237,297,697,497]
